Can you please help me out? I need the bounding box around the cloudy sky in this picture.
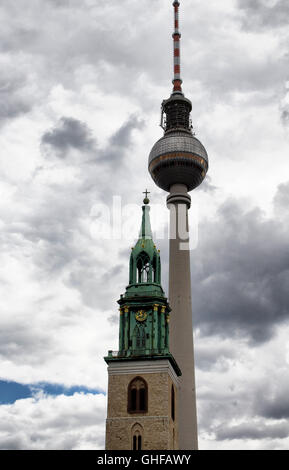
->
[0,0,288,450]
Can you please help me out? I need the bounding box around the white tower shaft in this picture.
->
[167,184,198,450]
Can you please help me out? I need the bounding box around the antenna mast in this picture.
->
[172,1,182,94]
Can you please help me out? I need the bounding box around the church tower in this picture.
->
[104,195,181,450]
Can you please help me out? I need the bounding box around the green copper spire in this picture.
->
[139,203,152,240]
[129,196,161,288]
[104,194,181,376]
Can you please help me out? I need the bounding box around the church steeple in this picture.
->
[104,194,181,450]
[106,195,179,364]
[128,195,161,288]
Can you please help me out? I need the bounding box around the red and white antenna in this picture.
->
[172,1,182,93]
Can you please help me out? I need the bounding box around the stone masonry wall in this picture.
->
[105,370,179,450]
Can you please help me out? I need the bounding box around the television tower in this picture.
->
[148,1,209,450]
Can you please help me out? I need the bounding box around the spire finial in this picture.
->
[139,195,152,239]
[143,189,150,205]
[172,1,182,93]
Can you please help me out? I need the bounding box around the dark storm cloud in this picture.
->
[98,114,144,166]
[0,436,25,450]
[195,344,237,372]
[237,0,289,29]
[198,363,289,445]
[41,113,142,165]
[258,394,289,420]
[110,115,143,150]
[192,184,289,344]
[254,376,289,420]
[0,74,31,124]
[215,421,289,441]
[42,117,96,154]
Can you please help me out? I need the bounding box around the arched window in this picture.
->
[171,385,175,421]
[136,325,145,349]
[131,423,143,450]
[128,377,148,413]
[132,324,146,353]
[133,435,137,450]
[136,252,150,283]
[133,434,142,450]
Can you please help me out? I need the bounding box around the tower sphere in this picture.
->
[148,128,208,193]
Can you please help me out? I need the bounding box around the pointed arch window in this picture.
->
[136,325,146,349]
[128,377,148,413]
[132,324,146,352]
[131,423,143,450]
[136,252,150,283]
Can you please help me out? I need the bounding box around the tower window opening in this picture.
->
[128,377,148,413]
[139,387,146,411]
[136,325,146,349]
[136,252,150,283]
[143,262,150,282]
[152,256,157,283]
[131,423,143,451]
[131,388,137,411]
[132,433,142,450]
[138,435,142,450]
[171,385,175,421]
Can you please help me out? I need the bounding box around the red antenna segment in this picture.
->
[172,1,182,93]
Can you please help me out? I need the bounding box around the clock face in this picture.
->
[135,310,147,322]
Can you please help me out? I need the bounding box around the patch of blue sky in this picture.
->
[0,380,103,405]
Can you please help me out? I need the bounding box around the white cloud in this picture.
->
[0,393,106,450]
